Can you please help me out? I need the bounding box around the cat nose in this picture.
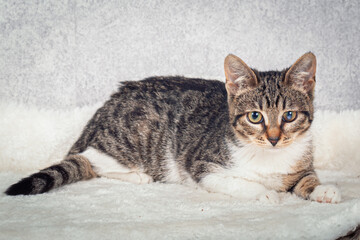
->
[268,137,279,146]
[266,127,280,146]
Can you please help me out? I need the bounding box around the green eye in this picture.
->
[283,111,297,122]
[247,111,263,124]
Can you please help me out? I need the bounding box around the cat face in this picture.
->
[224,53,316,148]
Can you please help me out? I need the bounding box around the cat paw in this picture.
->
[137,172,153,184]
[258,190,280,204]
[309,185,341,204]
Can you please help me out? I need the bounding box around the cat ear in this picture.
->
[284,52,316,96]
[224,54,258,95]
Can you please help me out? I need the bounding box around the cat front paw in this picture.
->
[257,190,280,204]
[309,185,341,204]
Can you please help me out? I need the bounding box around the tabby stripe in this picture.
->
[276,81,281,90]
[232,114,243,127]
[95,141,107,154]
[48,165,69,184]
[137,134,146,164]
[283,97,287,110]
[292,172,319,199]
[193,161,209,182]
[235,129,248,139]
[146,130,153,162]
[33,172,55,193]
[298,176,318,198]
[301,111,312,123]
[122,134,135,152]
[297,125,310,136]
[275,95,280,108]
[66,158,82,177]
[288,171,310,192]
[108,126,119,139]
[186,136,205,172]
[265,95,270,108]
[258,99,263,110]
[266,76,271,85]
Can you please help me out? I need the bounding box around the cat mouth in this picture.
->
[254,140,293,149]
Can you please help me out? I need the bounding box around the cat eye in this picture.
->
[247,111,263,124]
[282,111,297,122]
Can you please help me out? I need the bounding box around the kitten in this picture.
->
[5,52,341,203]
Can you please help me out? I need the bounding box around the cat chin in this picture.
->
[263,146,283,152]
[253,145,287,154]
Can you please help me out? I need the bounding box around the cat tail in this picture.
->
[5,154,97,196]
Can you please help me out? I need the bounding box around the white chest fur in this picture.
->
[225,133,312,189]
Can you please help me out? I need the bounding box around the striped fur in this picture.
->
[5,52,340,203]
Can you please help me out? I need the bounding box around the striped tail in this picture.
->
[5,154,97,196]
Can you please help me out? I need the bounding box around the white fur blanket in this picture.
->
[0,103,360,240]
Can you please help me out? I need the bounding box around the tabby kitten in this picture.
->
[5,52,341,203]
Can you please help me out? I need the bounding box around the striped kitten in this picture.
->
[6,53,341,203]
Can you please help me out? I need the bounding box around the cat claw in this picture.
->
[309,185,341,204]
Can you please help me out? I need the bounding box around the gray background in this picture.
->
[0,0,359,111]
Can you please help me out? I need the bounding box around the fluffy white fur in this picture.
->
[201,132,313,202]
[0,102,360,239]
[163,144,182,183]
[0,102,100,173]
[312,110,360,175]
[81,147,153,184]
[81,147,132,175]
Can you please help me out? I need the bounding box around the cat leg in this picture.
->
[102,171,153,184]
[200,174,280,203]
[292,172,341,203]
[81,147,153,184]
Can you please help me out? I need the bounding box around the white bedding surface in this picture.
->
[1,171,359,240]
[0,104,359,239]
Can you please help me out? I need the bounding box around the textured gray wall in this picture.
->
[0,0,359,110]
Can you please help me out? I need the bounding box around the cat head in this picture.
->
[224,52,316,148]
